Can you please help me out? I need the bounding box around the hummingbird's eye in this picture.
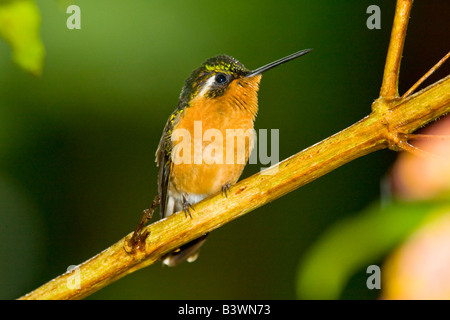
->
[215,73,227,84]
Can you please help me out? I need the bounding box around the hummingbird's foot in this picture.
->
[182,196,194,219]
[125,195,160,253]
[221,183,231,198]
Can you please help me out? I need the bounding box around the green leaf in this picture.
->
[296,200,450,299]
[0,0,44,75]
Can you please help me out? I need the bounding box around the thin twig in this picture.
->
[379,0,414,99]
[402,52,450,98]
[405,134,450,141]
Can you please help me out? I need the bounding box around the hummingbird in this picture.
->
[132,49,312,266]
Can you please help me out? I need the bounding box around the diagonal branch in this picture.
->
[18,0,450,299]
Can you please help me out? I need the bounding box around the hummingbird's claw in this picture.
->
[221,183,231,198]
[182,196,194,219]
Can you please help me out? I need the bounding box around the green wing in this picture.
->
[155,107,184,218]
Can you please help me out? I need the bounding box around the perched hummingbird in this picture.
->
[154,49,312,266]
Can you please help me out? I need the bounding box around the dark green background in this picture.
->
[0,0,448,299]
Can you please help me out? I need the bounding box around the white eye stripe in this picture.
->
[197,75,217,98]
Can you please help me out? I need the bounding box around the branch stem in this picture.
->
[379,0,413,99]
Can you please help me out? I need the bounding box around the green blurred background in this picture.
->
[0,0,449,299]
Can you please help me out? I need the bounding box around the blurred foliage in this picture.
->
[296,200,450,299]
[0,0,44,75]
[383,209,450,299]
[381,114,450,299]
[0,1,449,300]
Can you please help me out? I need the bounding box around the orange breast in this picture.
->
[170,76,261,195]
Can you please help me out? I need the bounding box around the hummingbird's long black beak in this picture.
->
[246,48,313,78]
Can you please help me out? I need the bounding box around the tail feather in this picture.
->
[162,234,209,267]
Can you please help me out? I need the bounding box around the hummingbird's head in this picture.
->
[179,55,253,103]
[178,49,313,115]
